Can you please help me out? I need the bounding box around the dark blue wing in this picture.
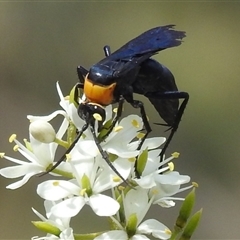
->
[89,25,186,83]
[104,25,186,61]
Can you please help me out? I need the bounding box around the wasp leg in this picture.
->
[129,100,152,150]
[89,121,132,187]
[147,91,189,161]
[130,100,153,178]
[160,92,189,161]
[99,96,125,143]
[40,122,89,176]
[77,66,88,83]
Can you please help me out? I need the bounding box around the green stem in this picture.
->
[54,138,69,148]
[74,231,105,240]
[51,168,73,178]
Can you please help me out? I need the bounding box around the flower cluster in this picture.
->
[0,83,200,240]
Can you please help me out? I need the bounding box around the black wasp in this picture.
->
[45,25,189,182]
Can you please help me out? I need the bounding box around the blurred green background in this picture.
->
[1,2,240,239]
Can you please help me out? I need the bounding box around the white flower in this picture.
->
[32,201,74,240]
[74,114,143,179]
[0,112,69,189]
[150,171,192,207]
[95,188,171,240]
[36,155,125,218]
[133,152,192,208]
[0,81,197,239]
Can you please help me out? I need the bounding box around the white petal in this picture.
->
[32,207,47,221]
[109,115,143,143]
[153,184,180,198]
[89,194,120,216]
[155,171,190,185]
[6,172,37,189]
[30,138,55,166]
[107,146,139,158]
[51,196,85,218]
[134,174,156,189]
[60,228,74,240]
[27,110,67,122]
[92,168,116,193]
[142,149,162,175]
[68,103,86,129]
[95,158,131,191]
[132,234,150,240]
[43,201,71,229]
[112,158,132,180]
[136,137,165,151]
[0,164,41,178]
[95,230,127,240]
[105,105,113,122]
[76,140,99,157]
[138,219,171,239]
[70,157,95,184]
[124,188,148,223]
[55,117,69,140]
[37,180,79,201]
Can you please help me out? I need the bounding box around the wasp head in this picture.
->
[78,102,106,132]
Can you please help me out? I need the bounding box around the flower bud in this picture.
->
[180,209,203,240]
[32,221,61,236]
[29,120,56,143]
[176,188,195,230]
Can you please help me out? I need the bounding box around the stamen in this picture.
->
[171,152,180,158]
[23,138,32,151]
[137,132,145,139]
[168,162,174,171]
[113,176,121,182]
[80,188,87,196]
[113,107,118,113]
[131,119,139,128]
[128,157,136,163]
[66,154,71,162]
[52,181,59,186]
[13,145,19,152]
[114,126,123,132]
[93,113,102,121]
[165,229,172,235]
[9,134,17,143]
[151,188,159,195]
[192,182,199,188]
[118,185,125,191]
[0,153,5,158]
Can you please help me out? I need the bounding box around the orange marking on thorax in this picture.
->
[84,77,116,106]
